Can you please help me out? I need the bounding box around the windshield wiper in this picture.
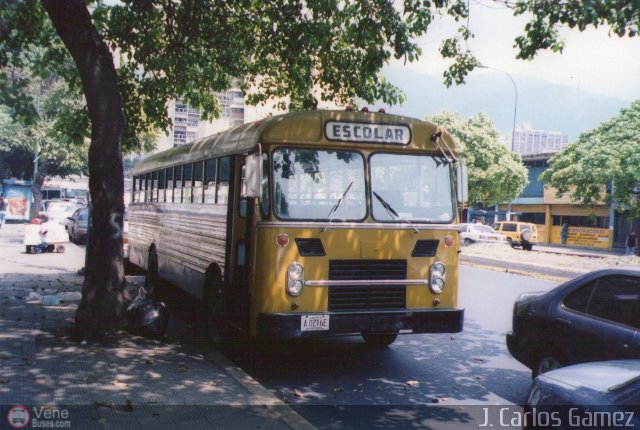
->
[373,191,419,234]
[321,181,353,233]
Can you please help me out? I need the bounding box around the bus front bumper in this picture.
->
[256,308,464,338]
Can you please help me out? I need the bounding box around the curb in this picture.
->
[203,348,317,430]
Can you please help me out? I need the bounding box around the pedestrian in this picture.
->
[0,194,7,229]
[560,221,569,245]
[625,229,638,256]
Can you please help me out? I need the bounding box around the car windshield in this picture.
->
[370,153,454,222]
[272,148,366,220]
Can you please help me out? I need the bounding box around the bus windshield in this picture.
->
[370,153,454,223]
[272,148,366,220]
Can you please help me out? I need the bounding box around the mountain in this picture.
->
[373,67,631,141]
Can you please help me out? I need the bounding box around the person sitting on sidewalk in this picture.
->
[30,218,50,254]
[626,229,638,256]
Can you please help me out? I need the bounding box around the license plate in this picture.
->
[301,314,330,331]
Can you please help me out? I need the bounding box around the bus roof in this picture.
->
[133,110,459,175]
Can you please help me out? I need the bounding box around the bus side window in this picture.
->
[261,153,269,217]
[166,167,174,203]
[175,165,183,203]
[144,172,151,202]
[138,175,144,203]
[193,161,204,204]
[151,170,158,202]
[218,157,230,204]
[183,163,193,203]
[204,159,217,204]
[132,176,137,203]
[157,169,165,202]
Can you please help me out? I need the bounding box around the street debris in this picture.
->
[123,399,134,412]
[431,396,449,403]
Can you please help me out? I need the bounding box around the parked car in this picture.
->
[493,221,538,250]
[459,223,507,246]
[45,201,80,227]
[67,207,89,244]
[525,360,640,429]
[507,267,640,377]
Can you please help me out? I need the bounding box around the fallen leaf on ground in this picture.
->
[94,401,115,409]
[123,399,134,412]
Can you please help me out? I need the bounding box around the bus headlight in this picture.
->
[430,262,446,294]
[286,262,304,296]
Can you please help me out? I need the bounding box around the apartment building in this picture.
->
[511,123,570,155]
[157,89,246,152]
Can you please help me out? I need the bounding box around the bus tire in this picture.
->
[202,264,226,343]
[361,332,398,348]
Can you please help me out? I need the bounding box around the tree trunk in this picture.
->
[42,0,128,340]
[30,157,46,220]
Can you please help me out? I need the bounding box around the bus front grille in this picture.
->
[328,260,407,311]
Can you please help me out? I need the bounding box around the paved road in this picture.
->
[221,267,559,429]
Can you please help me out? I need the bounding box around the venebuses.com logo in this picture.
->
[6,405,71,428]
[7,406,30,429]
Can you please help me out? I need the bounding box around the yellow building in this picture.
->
[500,154,613,250]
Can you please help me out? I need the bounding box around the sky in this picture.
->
[389,0,640,102]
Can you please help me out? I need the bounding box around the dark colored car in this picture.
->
[525,360,640,429]
[507,267,640,377]
[67,207,89,244]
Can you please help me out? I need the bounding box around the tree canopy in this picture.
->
[427,111,528,205]
[0,68,88,216]
[539,100,640,217]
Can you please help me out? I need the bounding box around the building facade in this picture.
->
[501,154,615,249]
[511,123,570,155]
[157,90,247,152]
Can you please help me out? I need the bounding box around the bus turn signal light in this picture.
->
[443,235,454,247]
[276,234,290,247]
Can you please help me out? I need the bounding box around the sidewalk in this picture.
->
[0,222,315,430]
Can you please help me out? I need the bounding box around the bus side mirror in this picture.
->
[243,154,262,199]
[456,163,468,204]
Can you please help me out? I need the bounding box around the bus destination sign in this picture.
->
[325,121,411,145]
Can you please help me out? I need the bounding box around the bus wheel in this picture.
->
[203,264,225,342]
[361,332,398,348]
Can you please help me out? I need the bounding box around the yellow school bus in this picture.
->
[129,109,466,346]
